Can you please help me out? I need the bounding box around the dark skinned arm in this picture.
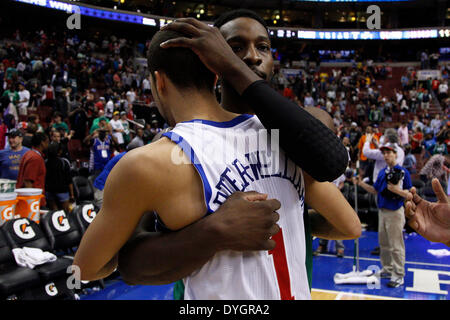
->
[118,191,280,285]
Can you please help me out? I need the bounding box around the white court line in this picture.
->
[312,288,404,300]
[317,253,450,268]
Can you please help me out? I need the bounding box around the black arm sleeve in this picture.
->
[242,80,348,182]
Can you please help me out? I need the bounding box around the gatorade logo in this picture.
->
[52,210,70,232]
[82,204,96,223]
[45,282,58,296]
[29,200,41,222]
[1,206,14,221]
[13,219,36,240]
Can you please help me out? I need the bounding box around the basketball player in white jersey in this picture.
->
[73,25,360,299]
[117,11,360,292]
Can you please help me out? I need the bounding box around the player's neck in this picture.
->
[169,90,238,126]
[220,83,254,115]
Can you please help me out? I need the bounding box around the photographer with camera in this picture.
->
[355,143,412,288]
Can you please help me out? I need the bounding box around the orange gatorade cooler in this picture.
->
[0,192,18,226]
[15,188,43,223]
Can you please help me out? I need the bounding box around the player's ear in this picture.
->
[154,71,166,95]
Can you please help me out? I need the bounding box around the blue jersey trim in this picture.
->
[162,131,213,215]
[180,114,254,128]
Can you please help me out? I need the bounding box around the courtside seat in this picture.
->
[40,210,82,253]
[2,219,73,282]
[72,176,95,203]
[72,203,98,235]
[0,228,41,299]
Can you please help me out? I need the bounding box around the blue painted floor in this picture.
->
[311,231,450,300]
[80,231,450,300]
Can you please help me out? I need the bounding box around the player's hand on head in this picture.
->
[213,190,281,251]
[159,18,242,79]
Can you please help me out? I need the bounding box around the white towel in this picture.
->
[12,247,57,269]
[427,249,450,257]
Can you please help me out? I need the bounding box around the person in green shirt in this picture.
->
[120,111,131,145]
[2,83,20,106]
[90,110,110,134]
[51,112,69,133]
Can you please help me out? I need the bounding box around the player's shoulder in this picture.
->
[115,138,189,182]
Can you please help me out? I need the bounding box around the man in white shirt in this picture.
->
[363,129,404,184]
[304,92,314,107]
[17,82,30,121]
[397,123,409,146]
[142,76,151,93]
[126,88,136,104]
[438,81,448,102]
[105,98,114,119]
[430,114,443,136]
[109,111,125,148]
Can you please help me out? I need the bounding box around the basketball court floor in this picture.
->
[80,231,450,300]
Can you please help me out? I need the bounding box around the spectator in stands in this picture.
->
[105,96,115,119]
[438,81,448,102]
[433,135,448,156]
[0,128,29,180]
[430,114,443,136]
[303,92,314,107]
[45,141,74,212]
[16,132,49,206]
[21,122,36,149]
[28,114,44,133]
[423,132,437,159]
[403,144,416,175]
[2,83,19,122]
[149,119,162,136]
[120,111,131,146]
[419,154,449,188]
[85,128,113,178]
[50,129,71,161]
[90,110,109,134]
[411,115,424,132]
[397,122,409,147]
[127,127,145,150]
[410,126,424,154]
[51,112,69,134]
[356,100,366,124]
[420,51,429,69]
[29,81,42,110]
[41,80,55,109]
[357,126,377,178]
[421,89,431,112]
[432,78,440,96]
[368,104,382,126]
[17,82,30,122]
[110,111,125,150]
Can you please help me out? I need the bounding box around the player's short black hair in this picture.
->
[214,9,269,35]
[147,30,215,92]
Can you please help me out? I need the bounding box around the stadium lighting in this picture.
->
[12,0,445,41]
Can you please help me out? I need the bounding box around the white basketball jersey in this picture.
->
[162,114,310,300]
